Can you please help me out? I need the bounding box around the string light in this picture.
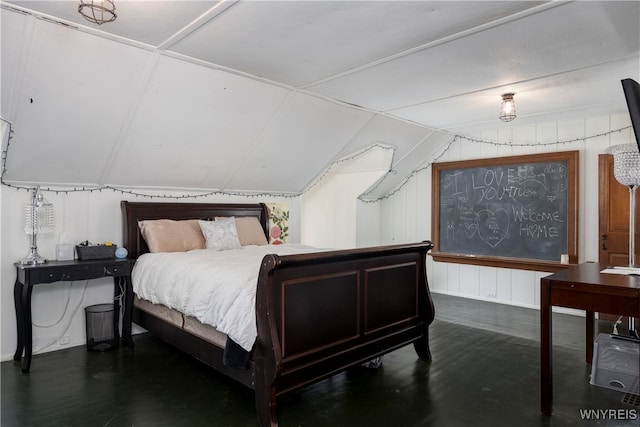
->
[1,117,14,183]
[0,117,631,203]
[0,183,301,200]
[359,125,632,202]
[359,136,457,202]
[303,143,396,194]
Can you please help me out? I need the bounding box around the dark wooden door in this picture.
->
[598,153,640,327]
[598,154,639,266]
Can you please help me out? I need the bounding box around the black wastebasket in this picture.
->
[84,303,119,352]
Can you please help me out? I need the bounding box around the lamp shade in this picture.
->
[605,143,640,187]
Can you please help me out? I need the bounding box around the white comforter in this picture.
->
[132,244,319,352]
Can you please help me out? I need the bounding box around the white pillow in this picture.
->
[198,218,241,251]
[215,216,268,246]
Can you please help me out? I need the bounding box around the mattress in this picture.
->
[132,244,321,352]
[134,296,228,348]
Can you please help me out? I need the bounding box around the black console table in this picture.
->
[13,258,134,373]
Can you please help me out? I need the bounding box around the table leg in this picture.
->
[122,275,134,349]
[112,277,121,345]
[13,279,24,362]
[20,283,34,373]
[586,311,594,364]
[540,280,553,416]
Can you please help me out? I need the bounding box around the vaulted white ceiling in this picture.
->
[1,0,639,198]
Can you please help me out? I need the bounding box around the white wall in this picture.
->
[0,186,300,361]
[301,145,392,249]
[356,199,381,248]
[365,114,634,309]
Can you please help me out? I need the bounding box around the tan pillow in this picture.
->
[138,219,205,253]
[216,216,268,246]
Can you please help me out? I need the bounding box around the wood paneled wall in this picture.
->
[358,114,633,309]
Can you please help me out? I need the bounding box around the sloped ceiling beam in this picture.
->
[1,0,637,197]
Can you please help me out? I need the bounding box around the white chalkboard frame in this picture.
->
[431,151,578,272]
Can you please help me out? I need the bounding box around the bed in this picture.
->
[121,201,435,426]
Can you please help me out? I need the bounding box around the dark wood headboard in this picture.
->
[121,201,270,259]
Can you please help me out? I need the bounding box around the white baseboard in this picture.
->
[430,289,585,317]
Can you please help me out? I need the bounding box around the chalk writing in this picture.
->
[437,160,569,261]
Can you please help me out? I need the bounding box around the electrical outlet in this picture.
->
[59,336,70,345]
[487,292,496,299]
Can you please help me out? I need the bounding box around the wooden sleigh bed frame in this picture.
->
[121,201,435,426]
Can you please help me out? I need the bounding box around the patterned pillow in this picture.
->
[215,216,268,246]
[198,218,241,251]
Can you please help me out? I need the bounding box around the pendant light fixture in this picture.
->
[499,93,517,122]
[78,0,117,25]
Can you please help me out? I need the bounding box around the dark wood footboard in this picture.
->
[253,242,434,426]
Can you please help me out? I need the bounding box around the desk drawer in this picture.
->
[35,265,107,283]
[103,264,129,276]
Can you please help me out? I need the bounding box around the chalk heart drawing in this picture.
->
[463,222,477,238]
[477,209,509,248]
[511,180,546,208]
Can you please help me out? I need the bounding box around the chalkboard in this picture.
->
[431,151,578,272]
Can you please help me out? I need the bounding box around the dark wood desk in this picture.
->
[540,262,640,415]
[13,258,134,373]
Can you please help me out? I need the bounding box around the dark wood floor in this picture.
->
[2,293,638,426]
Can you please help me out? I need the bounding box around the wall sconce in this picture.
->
[78,0,117,25]
[499,93,516,122]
